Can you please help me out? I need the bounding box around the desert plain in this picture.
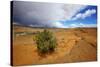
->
[12,25,97,66]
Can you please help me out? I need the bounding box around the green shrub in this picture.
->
[35,29,57,53]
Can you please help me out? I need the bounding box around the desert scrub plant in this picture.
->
[35,29,57,53]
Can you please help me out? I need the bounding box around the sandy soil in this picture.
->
[12,26,97,66]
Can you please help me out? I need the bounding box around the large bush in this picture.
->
[35,29,57,53]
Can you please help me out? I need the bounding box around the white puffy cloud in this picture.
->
[13,22,22,25]
[68,23,96,28]
[52,21,66,28]
[72,9,96,20]
[78,23,96,27]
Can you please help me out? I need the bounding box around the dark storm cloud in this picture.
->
[13,1,86,27]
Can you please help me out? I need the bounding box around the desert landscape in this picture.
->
[11,1,97,66]
[12,25,97,66]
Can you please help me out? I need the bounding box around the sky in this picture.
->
[12,1,97,28]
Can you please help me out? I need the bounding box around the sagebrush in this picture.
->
[35,29,57,53]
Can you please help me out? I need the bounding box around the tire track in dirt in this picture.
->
[73,29,97,49]
[63,29,97,62]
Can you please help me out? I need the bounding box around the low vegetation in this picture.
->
[35,29,57,54]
